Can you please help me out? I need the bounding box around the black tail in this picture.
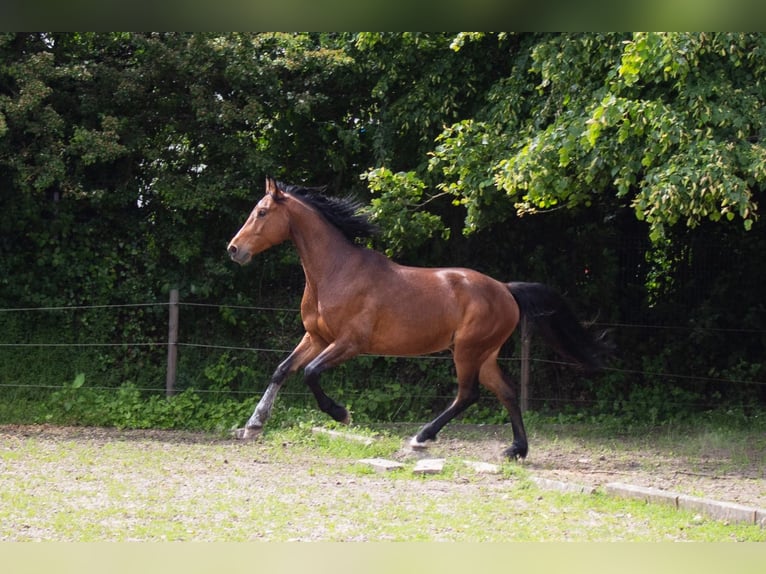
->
[508,282,611,372]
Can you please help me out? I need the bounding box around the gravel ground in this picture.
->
[389,423,766,510]
[3,422,764,512]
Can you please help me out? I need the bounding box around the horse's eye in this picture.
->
[257,208,267,218]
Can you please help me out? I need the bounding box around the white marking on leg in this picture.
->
[409,435,430,450]
[232,426,262,440]
[245,383,281,430]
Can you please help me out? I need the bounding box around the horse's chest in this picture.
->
[301,300,338,342]
[302,281,366,342]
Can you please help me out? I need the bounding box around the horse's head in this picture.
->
[227,177,291,265]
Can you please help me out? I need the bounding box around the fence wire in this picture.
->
[1,299,764,408]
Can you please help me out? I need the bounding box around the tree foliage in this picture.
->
[1,32,764,421]
[371,33,765,247]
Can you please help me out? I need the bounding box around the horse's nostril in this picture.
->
[228,244,238,255]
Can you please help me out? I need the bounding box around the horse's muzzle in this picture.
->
[227,243,251,265]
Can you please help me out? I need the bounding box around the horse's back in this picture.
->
[357,259,519,356]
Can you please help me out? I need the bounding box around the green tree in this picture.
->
[0,32,371,396]
[360,32,766,414]
[368,33,765,248]
[2,32,764,420]
[0,32,370,305]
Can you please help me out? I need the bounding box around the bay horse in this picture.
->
[227,177,609,459]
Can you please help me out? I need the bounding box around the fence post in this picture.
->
[520,316,530,413]
[166,288,179,397]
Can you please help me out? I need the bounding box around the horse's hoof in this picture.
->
[409,436,430,450]
[503,444,528,462]
[232,426,262,440]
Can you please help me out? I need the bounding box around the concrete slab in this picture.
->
[605,482,765,526]
[357,458,404,472]
[677,494,758,524]
[604,482,679,508]
[413,458,446,475]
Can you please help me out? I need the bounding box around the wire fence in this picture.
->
[1,295,765,412]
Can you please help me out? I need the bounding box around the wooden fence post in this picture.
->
[520,316,530,413]
[166,289,179,397]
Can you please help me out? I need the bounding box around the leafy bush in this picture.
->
[36,373,253,432]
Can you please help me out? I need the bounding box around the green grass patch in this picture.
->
[0,423,764,542]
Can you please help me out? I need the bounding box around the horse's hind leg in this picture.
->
[479,358,528,460]
[411,361,480,448]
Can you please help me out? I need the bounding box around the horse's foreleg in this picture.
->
[235,333,323,439]
[239,368,287,437]
[234,359,293,439]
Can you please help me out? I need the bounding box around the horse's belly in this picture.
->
[367,308,457,356]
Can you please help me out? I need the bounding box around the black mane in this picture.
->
[276,181,378,243]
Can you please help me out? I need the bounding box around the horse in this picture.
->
[227,177,609,459]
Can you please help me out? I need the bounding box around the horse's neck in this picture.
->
[288,203,358,288]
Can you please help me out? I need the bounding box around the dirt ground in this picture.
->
[388,423,766,510]
[3,422,764,512]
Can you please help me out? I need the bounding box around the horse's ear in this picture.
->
[265,176,284,199]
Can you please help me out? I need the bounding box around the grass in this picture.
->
[1,419,764,542]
